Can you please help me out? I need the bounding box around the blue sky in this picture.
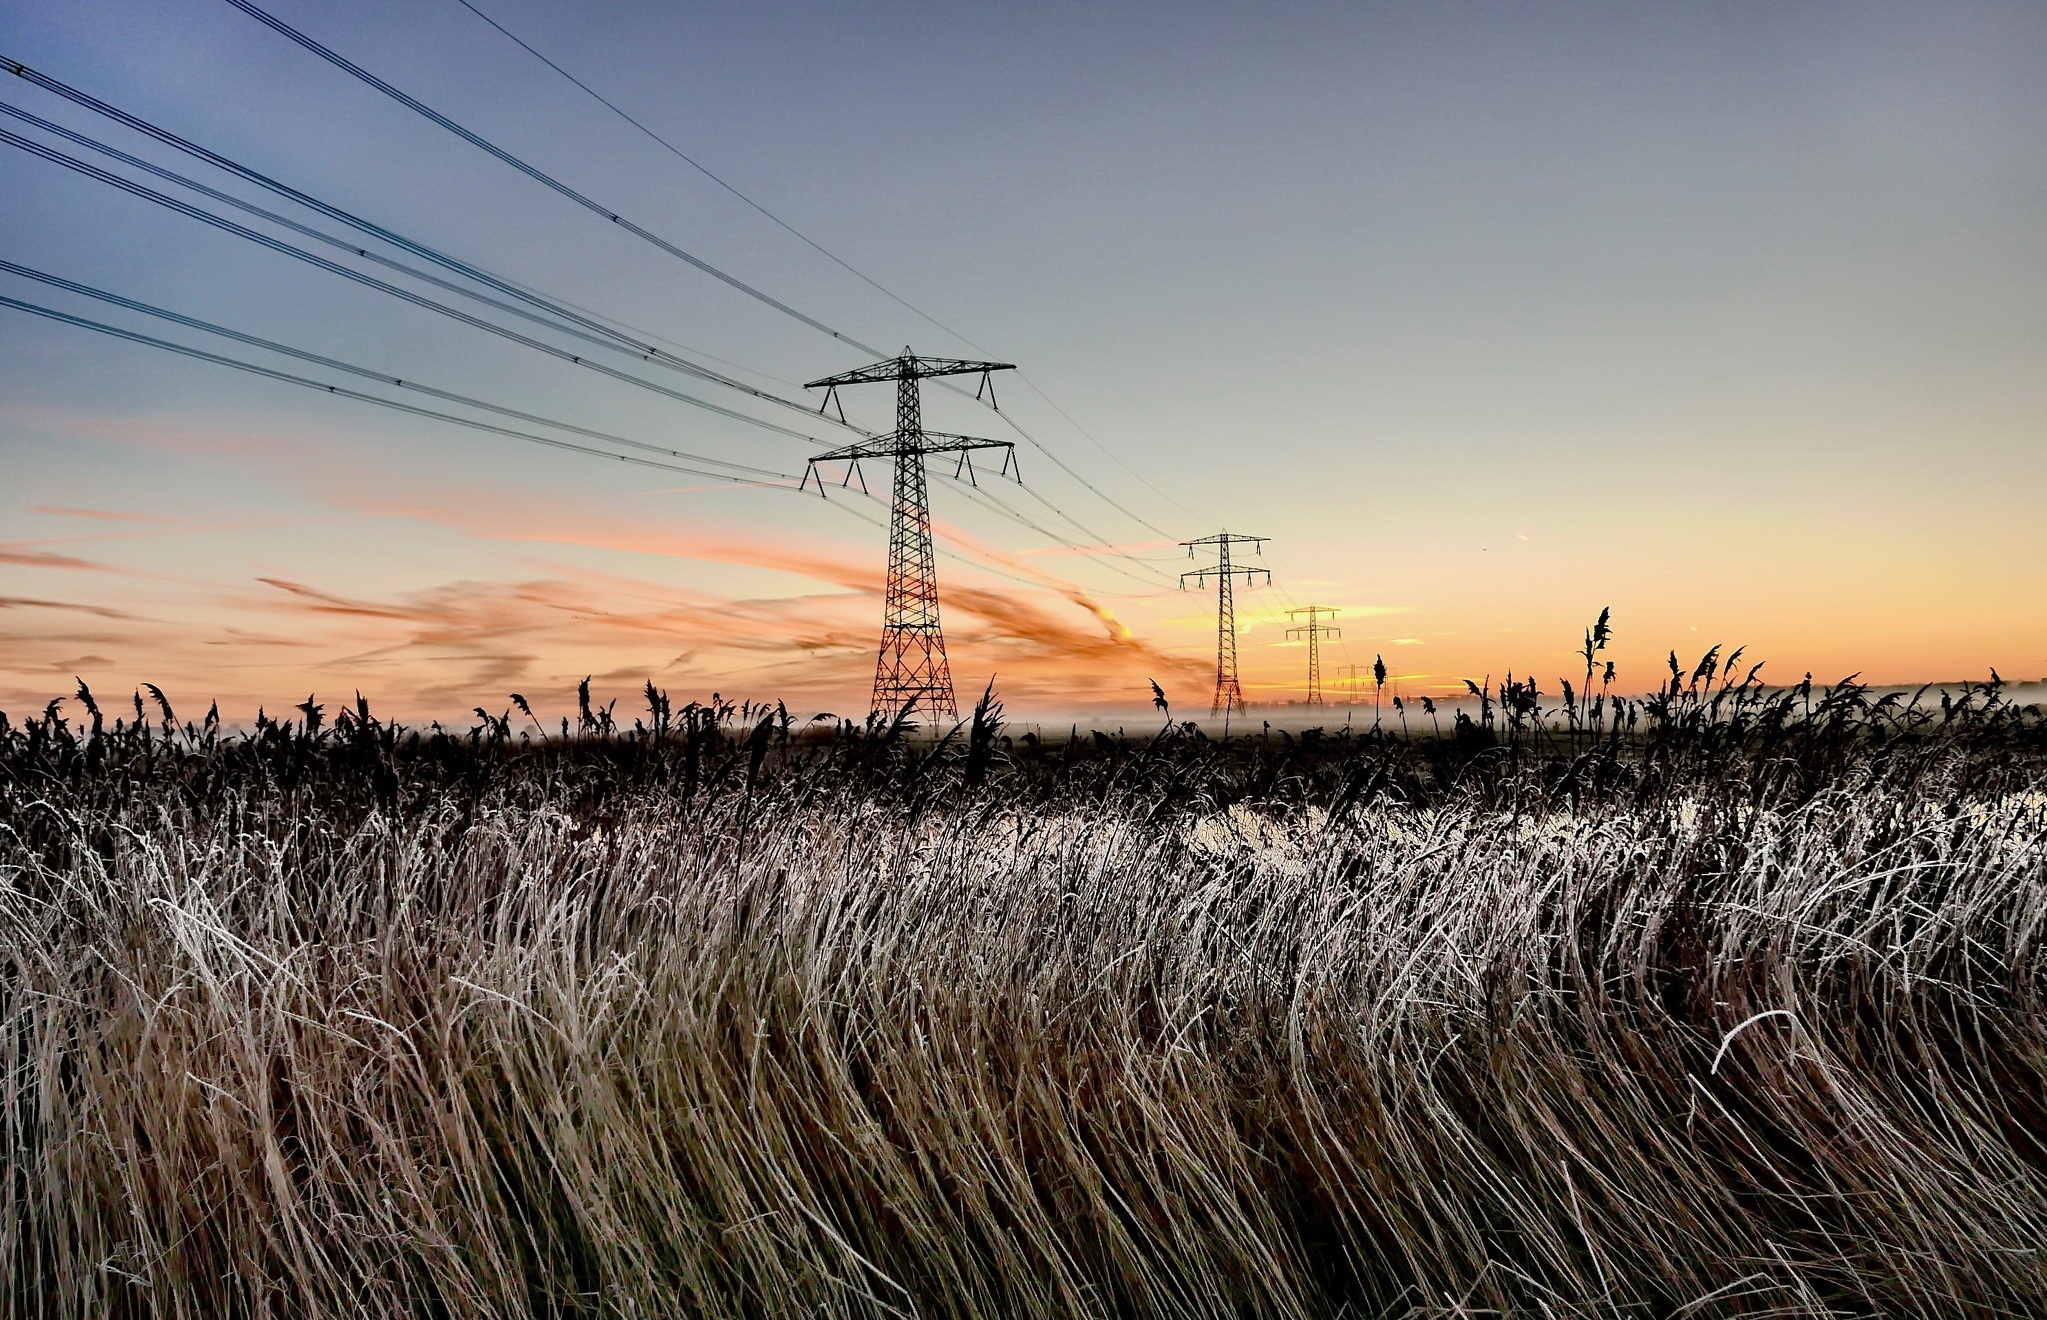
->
[2,0,2043,718]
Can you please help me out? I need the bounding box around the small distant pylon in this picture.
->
[1287,606,1341,705]
[1180,532,1270,715]
[804,348,1017,720]
[1337,662,1366,705]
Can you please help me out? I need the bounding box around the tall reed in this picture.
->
[1,684,2043,1316]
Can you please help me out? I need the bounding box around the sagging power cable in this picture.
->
[4,44,1192,583]
[17,32,1198,560]
[221,0,890,358]
[0,260,787,481]
[0,292,770,481]
[0,124,838,445]
[0,81,852,429]
[448,0,989,357]
[425,5,1205,552]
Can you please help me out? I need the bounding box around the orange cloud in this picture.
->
[0,547,113,572]
[0,596,141,620]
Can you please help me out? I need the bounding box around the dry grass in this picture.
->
[2,680,2045,1317]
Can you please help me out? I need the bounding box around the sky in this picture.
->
[1,0,2043,724]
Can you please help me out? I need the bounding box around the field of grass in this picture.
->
[2,670,2044,1317]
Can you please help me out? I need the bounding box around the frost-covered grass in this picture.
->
[2,682,2044,1317]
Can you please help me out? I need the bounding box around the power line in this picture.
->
[4,44,1200,593]
[816,355,1175,584]
[202,9,1208,557]
[0,123,839,446]
[4,290,1138,630]
[3,86,1170,577]
[939,479,1175,592]
[942,447,1175,585]
[448,0,988,356]
[0,87,853,429]
[1014,370,1212,527]
[485,272,811,391]
[0,259,788,481]
[805,437,1171,593]
[824,488,1142,598]
[959,392,1184,548]
[4,109,1174,590]
[0,292,766,481]
[0,272,1144,603]
[222,0,890,357]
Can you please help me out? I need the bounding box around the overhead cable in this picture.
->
[939,381,1184,548]
[7,44,1193,555]
[940,479,1171,592]
[4,48,1193,577]
[219,0,890,357]
[419,8,1205,548]
[0,124,836,445]
[0,259,787,480]
[956,471,1174,586]
[0,292,770,481]
[448,0,989,356]
[1015,371,1211,527]
[0,83,851,428]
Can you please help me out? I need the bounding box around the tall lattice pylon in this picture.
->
[1286,606,1341,705]
[1180,532,1270,715]
[804,349,1016,720]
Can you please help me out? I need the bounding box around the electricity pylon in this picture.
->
[1337,662,1366,705]
[804,348,1015,721]
[1180,532,1269,715]
[1286,606,1341,705]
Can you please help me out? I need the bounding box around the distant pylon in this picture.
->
[804,348,1016,720]
[1337,662,1366,705]
[1287,606,1341,705]
[1180,531,1270,715]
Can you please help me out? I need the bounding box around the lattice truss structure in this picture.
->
[804,350,1016,720]
[1180,532,1271,715]
[1286,605,1341,705]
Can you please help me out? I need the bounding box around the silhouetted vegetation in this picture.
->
[1,654,2043,1316]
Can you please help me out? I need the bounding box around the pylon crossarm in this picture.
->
[799,457,872,497]
[809,432,1010,464]
[805,356,1016,389]
[1183,564,1267,584]
[1179,532,1268,552]
[918,431,1013,456]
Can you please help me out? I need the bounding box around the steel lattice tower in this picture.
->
[1286,606,1341,705]
[805,349,1015,721]
[1180,532,1270,715]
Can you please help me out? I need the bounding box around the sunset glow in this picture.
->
[2,1,2042,722]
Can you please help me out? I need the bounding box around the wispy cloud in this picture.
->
[27,505,168,524]
[0,547,114,572]
[0,596,142,620]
